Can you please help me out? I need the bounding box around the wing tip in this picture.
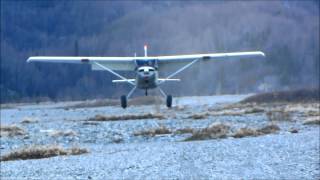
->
[26,57,32,63]
[257,51,266,57]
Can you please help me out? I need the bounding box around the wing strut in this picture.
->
[158,87,167,98]
[127,86,137,99]
[93,62,135,86]
[158,58,200,85]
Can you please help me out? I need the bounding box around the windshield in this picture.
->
[135,59,158,68]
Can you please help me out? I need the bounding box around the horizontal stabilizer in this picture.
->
[112,79,135,83]
[158,78,181,82]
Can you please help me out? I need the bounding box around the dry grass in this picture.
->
[232,128,260,138]
[209,106,264,117]
[232,124,280,138]
[306,111,320,117]
[266,110,292,121]
[0,145,88,161]
[133,126,171,136]
[241,89,320,103]
[303,117,320,125]
[48,130,77,137]
[68,147,88,155]
[244,107,265,114]
[90,114,109,121]
[185,123,230,141]
[0,125,26,137]
[88,113,165,121]
[187,113,209,119]
[129,96,164,106]
[173,105,187,111]
[175,127,195,134]
[0,104,17,109]
[64,96,164,109]
[210,110,245,116]
[20,117,39,124]
[208,103,266,116]
[284,103,320,114]
[83,122,99,125]
[256,124,281,134]
[63,99,118,109]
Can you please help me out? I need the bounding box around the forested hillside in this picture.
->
[1,1,319,103]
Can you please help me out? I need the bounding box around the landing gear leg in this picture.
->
[166,95,172,108]
[157,87,173,108]
[145,89,148,96]
[120,86,136,109]
[121,95,127,109]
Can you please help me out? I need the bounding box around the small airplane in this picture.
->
[27,45,265,108]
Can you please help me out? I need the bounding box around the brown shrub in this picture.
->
[185,123,230,141]
[88,113,165,121]
[0,145,88,161]
[133,126,171,136]
[0,125,26,137]
[303,117,320,125]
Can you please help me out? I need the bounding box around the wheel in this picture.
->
[121,95,127,109]
[166,95,172,108]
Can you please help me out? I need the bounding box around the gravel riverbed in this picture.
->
[1,95,319,179]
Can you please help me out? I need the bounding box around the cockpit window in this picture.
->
[138,69,144,72]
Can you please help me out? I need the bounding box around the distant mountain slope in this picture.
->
[1,1,319,102]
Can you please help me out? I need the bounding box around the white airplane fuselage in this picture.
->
[136,66,158,89]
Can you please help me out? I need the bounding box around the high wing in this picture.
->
[27,51,265,71]
[157,51,265,61]
[156,51,265,70]
[27,56,136,71]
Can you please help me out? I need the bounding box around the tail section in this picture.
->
[144,44,148,57]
